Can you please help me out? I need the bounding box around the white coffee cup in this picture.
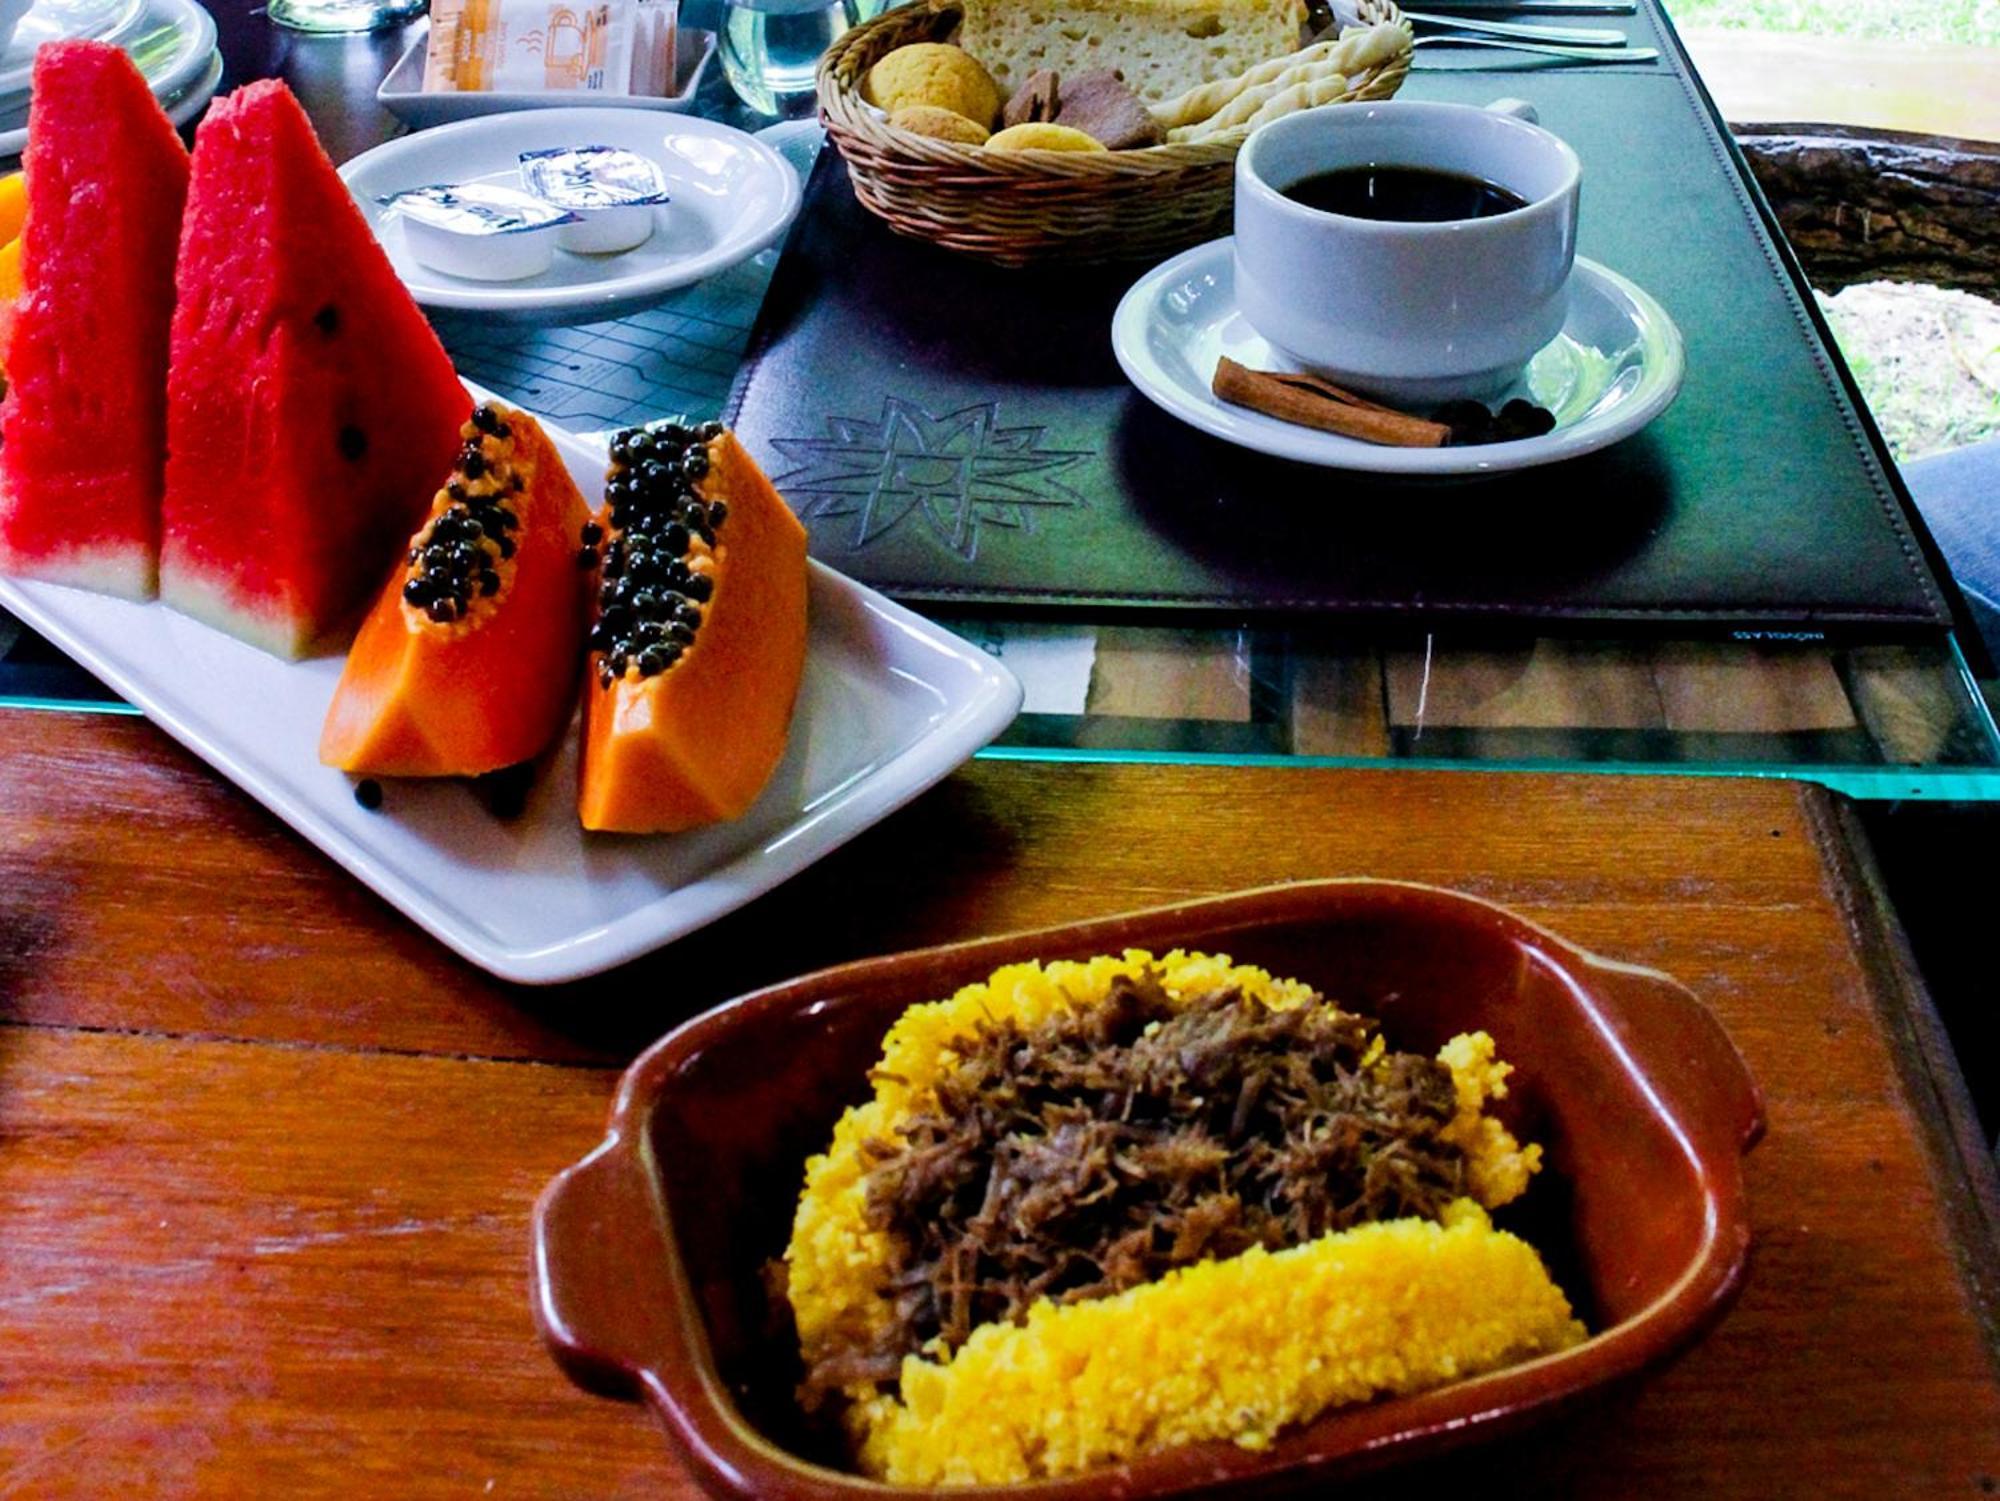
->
[1233,99,1581,403]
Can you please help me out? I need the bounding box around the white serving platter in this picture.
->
[340,106,801,324]
[376,21,716,130]
[0,406,1023,984]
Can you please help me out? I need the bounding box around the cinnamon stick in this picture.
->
[1211,357,1450,447]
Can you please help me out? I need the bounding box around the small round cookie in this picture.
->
[889,105,991,146]
[863,43,1000,129]
[984,123,1108,152]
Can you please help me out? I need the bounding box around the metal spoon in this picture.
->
[1412,33,1658,61]
[1403,9,1629,45]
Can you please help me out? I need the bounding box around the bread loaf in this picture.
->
[955,0,1307,105]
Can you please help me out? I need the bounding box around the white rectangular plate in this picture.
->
[0,415,1022,984]
[377,22,716,129]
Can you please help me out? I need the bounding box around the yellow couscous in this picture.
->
[783,948,1585,1484]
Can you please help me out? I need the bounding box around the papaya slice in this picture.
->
[0,171,27,247]
[319,401,592,777]
[0,172,25,372]
[0,173,25,370]
[0,235,22,375]
[578,420,808,834]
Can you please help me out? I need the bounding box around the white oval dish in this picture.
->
[1112,235,1685,478]
[339,107,803,324]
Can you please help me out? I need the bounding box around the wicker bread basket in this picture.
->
[817,0,1411,267]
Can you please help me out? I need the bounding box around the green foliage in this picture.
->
[1818,285,2000,462]
[1663,0,2000,46]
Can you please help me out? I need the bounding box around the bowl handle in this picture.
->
[532,1130,680,1400]
[1582,957,1766,1155]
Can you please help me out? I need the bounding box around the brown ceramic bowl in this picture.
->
[533,880,1764,1498]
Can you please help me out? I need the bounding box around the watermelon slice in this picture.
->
[160,80,470,658]
[0,42,190,599]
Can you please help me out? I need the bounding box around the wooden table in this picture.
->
[4,708,1999,1496]
[2,10,1996,1491]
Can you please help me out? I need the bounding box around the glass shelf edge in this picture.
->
[975,745,2000,803]
[0,694,139,716]
[12,694,2000,803]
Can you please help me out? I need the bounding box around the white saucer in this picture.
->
[0,0,215,156]
[376,20,716,129]
[339,107,803,325]
[0,0,147,98]
[1112,237,1685,477]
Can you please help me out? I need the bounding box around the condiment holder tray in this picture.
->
[377,21,715,129]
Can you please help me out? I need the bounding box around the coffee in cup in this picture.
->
[1233,100,1581,403]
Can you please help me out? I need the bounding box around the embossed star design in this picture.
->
[767,397,1092,563]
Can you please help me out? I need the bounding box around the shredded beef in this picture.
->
[804,971,1469,1400]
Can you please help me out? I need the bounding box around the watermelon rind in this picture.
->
[0,41,189,602]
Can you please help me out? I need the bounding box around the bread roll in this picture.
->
[890,104,992,144]
[864,43,1001,128]
[984,122,1109,151]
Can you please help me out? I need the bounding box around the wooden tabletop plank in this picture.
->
[4,1010,1987,1498]
[0,1029,674,1499]
[1,711,1853,1059]
[3,709,1998,1496]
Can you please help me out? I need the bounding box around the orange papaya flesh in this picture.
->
[0,170,24,372]
[0,234,20,375]
[319,401,592,777]
[578,424,808,834]
[0,171,27,247]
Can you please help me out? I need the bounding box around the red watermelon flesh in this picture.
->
[160,79,470,658]
[0,41,189,599]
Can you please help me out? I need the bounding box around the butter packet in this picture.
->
[383,183,578,280]
[519,145,671,252]
[423,0,678,95]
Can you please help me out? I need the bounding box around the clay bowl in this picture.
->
[533,879,1764,1498]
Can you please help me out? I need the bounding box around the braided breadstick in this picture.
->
[1236,69,1358,131]
[1336,19,1412,73]
[1170,61,1347,139]
[1156,20,1412,136]
[1149,38,1338,130]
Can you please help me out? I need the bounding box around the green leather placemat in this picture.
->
[725,32,1949,635]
